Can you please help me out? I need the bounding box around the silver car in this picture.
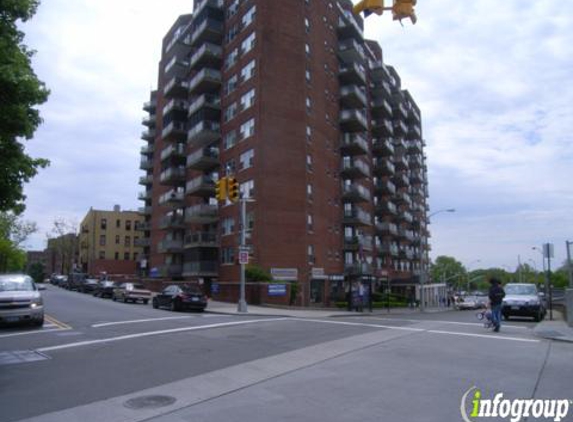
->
[0,274,44,326]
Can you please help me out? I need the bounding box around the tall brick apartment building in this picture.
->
[138,0,430,307]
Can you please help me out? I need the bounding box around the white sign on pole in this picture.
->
[543,243,554,259]
[239,250,249,265]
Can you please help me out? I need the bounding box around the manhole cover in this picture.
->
[0,350,50,366]
[124,395,177,409]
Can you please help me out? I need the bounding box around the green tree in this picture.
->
[0,211,37,272]
[0,0,50,214]
[430,255,466,288]
[245,264,272,282]
[28,261,44,283]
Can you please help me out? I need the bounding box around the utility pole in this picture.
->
[544,243,554,321]
[566,240,573,289]
[237,197,248,313]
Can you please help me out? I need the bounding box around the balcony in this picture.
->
[341,158,370,179]
[344,262,373,276]
[395,191,413,208]
[188,68,221,95]
[339,62,366,86]
[163,99,188,119]
[139,158,153,170]
[371,98,392,118]
[407,105,421,124]
[393,155,409,171]
[393,173,410,188]
[338,38,366,64]
[158,190,184,207]
[340,133,369,156]
[159,166,186,186]
[164,55,190,79]
[406,139,423,154]
[378,243,399,257]
[342,206,372,227]
[376,222,398,237]
[163,76,189,98]
[141,129,156,141]
[185,204,218,224]
[190,42,222,70]
[372,138,394,156]
[194,0,224,16]
[370,63,391,82]
[373,159,395,176]
[188,94,221,117]
[157,239,184,254]
[140,144,155,156]
[343,235,373,252]
[142,115,155,127]
[138,206,152,215]
[409,155,423,169]
[375,201,398,216]
[134,238,151,248]
[182,261,218,277]
[410,170,425,184]
[340,109,368,132]
[184,232,218,248]
[137,221,152,231]
[186,147,219,171]
[374,179,396,196]
[186,175,215,197]
[161,121,187,143]
[372,119,394,137]
[187,120,220,148]
[138,190,152,201]
[340,85,367,108]
[143,99,157,113]
[160,143,186,162]
[189,18,224,48]
[342,183,371,203]
[159,264,183,278]
[165,28,192,56]
[371,81,392,100]
[393,120,408,137]
[337,14,362,42]
[407,124,422,140]
[139,174,153,186]
[396,211,414,225]
[158,215,185,230]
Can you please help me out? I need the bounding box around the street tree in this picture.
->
[0,0,50,214]
[46,218,78,275]
[430,255,466,287]
[0,211,37,272]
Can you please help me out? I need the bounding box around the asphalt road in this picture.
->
[1,285,571,422]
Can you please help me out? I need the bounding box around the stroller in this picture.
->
[476,309,493,329]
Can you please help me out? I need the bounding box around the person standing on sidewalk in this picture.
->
[488,277,505,332]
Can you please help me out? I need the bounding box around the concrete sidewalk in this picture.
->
[205,300,454,318]
[532,310,573,343]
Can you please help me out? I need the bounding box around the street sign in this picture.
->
[239,250,249,265]
[543,243,554,259]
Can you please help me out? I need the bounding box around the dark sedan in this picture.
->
[92,280,118,298]
[152,284,207,312]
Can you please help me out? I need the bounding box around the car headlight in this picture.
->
[31,298,43,308]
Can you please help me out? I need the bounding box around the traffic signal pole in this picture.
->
[237,197,248,313]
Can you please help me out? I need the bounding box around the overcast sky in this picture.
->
[18,0,573,271]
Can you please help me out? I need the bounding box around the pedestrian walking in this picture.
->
[488,277,505,332]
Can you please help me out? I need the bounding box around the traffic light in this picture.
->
[215,177,227,201]
[392,0,417,24]
[227,177,240,203]
[353,0,385,17]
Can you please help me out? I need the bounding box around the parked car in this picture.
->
[152,284,207,312]
[112,283,151,304]
[456,295,483,310]
[80,278,99,294]
[51,274,67,287]
[502,283,546,322]
[67,272,87,291]
[0,274,44,326]
[93,280,118,298]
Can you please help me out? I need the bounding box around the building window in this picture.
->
[307,183,313,199]
[246,211,255,230]
[124,236,131,247]
[305,43,310,55]
[126,220,132,231]
[240,88,255,111]
[304,17,310,33]
[224,102,238,122]
[115,235,120,245]
[227,0,238,18]
[239,149,254,170]
[225,48,239,70]
[305,69,311,83]
[225,74,238,96]
[222,217,235,236]
[100,219,107,230]
[241,32,256,54]
[239,118,255,140]
[115,252,119,260]
[99,235,106,246]
[116,219,121,228]
[221,247,235,265]
[240,179,254,199]
[306,97,312,112]
[306,125,312,139]
[133,252,139,262]
[242,5,256,28]
[134,236,139,246]
[306,155,312,171]
[223,130,238,150]
[124,252,130,260]
[99,251,105,259]
[308,245,315,264]
[226,24,239,44]
[225,159,236,174]
[241,59,255,81]
[307,214,313,232]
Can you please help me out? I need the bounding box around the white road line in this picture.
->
[369,316,529,330]
[0,328,62,339]
[37,318,289,352]
[295,318,540,343]
[92,316,196,328]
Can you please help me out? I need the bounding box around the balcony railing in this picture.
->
[187,120,220,147]
[185,204,218,223]
[184,232,218,248]
[340,109,368,132]
[342,183,371,203]
[183,261,218,276]
[188,93,221,116]
[186,147,219,170]
[340,85,367,108]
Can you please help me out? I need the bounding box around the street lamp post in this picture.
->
[420,208,455,312]
[566,241,573,289]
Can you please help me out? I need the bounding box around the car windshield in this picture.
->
[0,277,35,292]
[505,284,537,296]
[182,286,202,294]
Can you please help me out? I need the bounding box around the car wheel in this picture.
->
[33,317,44,327]
[152,298,159,309]
[143,299,149,305]
[170,301,178,312]
[112,295,117,301]
[534,310,542,322]
[123,297,128,303]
